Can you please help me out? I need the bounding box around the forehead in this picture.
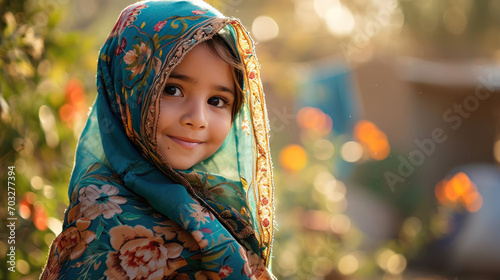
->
[169,43,233,84]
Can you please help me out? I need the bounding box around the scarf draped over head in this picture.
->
[41,0,275,279]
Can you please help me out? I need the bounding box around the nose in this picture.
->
[180,99,207,129]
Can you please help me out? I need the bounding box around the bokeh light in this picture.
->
[19,192,37,220]
[297,107,333,135]
[325,4,355,37]
[59,78,87,129]
[313,0,340,19]
[33,201,48,231]
[386,253,407,275]
[251,15,279,42]
[43,184,56,199]
[338,254,359,275]
[279,144,308,172]
[377,248,396,271]
[340,141,363,162]
[330,213,351,234]
[376,248,407,275]
[354,120,390,160]
[297,106,333,136]
[312,139,335,161]
[17,259,31,275]
[435,172,483,213]
[30,176,44,190]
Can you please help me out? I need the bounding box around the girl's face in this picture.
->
[158,42,235,170]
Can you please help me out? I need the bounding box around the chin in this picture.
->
[169,161,196,171]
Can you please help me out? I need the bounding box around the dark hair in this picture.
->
[204,34,244,120]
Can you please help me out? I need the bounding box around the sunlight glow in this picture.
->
[325,4,355,36]
[252,16,279,42]
[313,0,340,18]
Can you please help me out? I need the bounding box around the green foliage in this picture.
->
[0,0,95,278]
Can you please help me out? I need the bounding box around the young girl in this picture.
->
[41,0,275,279]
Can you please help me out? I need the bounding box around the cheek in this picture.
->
[159,98,175,127]
[211,113,233,145]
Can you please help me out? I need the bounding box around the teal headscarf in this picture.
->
[41,1,275,279]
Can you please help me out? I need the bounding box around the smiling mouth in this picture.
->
[168,136,203,149]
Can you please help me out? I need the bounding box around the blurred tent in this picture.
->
[297,60,361,136]
[295,59,362,180]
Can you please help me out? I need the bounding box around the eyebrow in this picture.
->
[169,72,235,95]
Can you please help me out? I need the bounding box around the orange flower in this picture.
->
[78,184,127,219]
[66,203,82,224]
[41,239,64,279]
[153,219,178,240]
[191,230,209,250]
[154,219,208,252]
[105,225,186,279]
[56,219,96,261]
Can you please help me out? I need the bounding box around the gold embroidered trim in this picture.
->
[231,20,275,266]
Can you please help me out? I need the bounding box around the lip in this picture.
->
[168,136,203,149]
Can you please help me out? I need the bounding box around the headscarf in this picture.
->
[41,0,275,279]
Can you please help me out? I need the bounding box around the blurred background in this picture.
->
[1,0,500,279]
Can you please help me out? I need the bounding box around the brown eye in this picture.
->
[208,96,227,108]
[164,85,182,96]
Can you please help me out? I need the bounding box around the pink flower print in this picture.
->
[154,20,167,32]
[109,4,147,38]
[78,184,127,219]
[218,265,233,279]
[192,10,206,15]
